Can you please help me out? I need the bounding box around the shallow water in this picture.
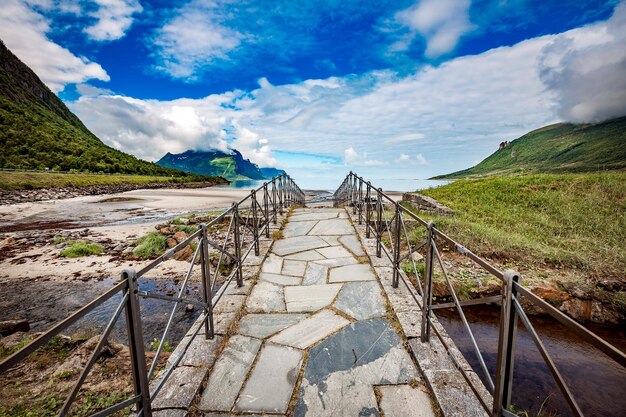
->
[437,305,626,416]
[0,277,203,346]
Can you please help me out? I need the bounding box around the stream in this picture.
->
[437,305,626,417]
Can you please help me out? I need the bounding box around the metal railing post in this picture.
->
[352,174,357,214]
[421,222,435,342]
[493,270,521,415]
[365,182,371,238]
[232,204,244,287]
[376,188,382,257]
[358,179,363,224]
[122,269,152,416]
[251,189,260,256]
[200,224,215,339]
[264,185,271,237]
[279,176,284,214]
[392,204,402,288]
[272,179,277,223]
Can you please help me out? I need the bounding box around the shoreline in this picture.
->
[0,180,228,205]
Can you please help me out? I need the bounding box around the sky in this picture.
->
[1,0,625,189]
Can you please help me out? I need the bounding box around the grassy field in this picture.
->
[409,172,626,280]
[0,171,224,190]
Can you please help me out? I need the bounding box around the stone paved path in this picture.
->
[196,207,437,417]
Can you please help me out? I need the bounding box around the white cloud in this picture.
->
[152,0,243,79]
[70,4,625,181]
[395,0,474,57]
[84,0,143,41]
[231,122,277,167]
[343,147,385,167]
[538,1,626,123]
[0,0,109,92]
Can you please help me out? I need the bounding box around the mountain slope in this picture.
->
[156,149,284,180]
[435,117,626,178]
[0,41,198,177]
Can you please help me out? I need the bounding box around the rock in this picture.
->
[173,245,193,261]
[531,283,570,305]
[0,237,16,248]
[0,319,30,337]
[597,279,625,292]
[112,244,125,252]
[560,299,624,324]
[179,217,190,225]
[173,231,188,243]
[411,252,424,262]
[0,331,31,350]
[166,237,177,248]
[160,227,172,235]
[185,303,195,312]
[122,247,134,255]
[402,192,453,215]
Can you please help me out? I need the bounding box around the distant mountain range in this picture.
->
[0,41,202,178]
[435,116,626,178]
[156,149,285,180]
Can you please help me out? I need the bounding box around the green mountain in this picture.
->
[156,149,285,180]
[435,117,626,178]
[0,40,200,177]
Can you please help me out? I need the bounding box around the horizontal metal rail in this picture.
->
[0,172,305,417]
[333,171,626,417]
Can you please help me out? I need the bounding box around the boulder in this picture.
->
[173,245,194,261]
[0,320,30,337]
[166,238,177,249]
[173,231,188,243]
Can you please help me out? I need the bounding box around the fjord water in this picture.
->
[216,177,451,192]
[438,306,626,417]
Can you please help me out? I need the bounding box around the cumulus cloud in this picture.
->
[151,0,243,79]
[84,0,143,41]
[415,153,428,165]
[343,147,385,167]
[394,0,474,57]
[396,153,428,165]
[231,122,277,167]
[0,0,109,92]
[539,1,626,123]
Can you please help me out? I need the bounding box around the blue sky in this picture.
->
[1,0,625,189]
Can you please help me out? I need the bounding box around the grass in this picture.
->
[60,241,103,258]
[407,172,626,280]
[133,232,167,258]
[436,116,626,178]
[0,171,222,191]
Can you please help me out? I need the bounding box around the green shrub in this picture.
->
[60,241,103,258]
[133,232,167,258]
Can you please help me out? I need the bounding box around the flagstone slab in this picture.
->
[285,249,326,261]
[339,234,365,256]
[322,236,341,246]
[213,294,246,314]
[282,259,307,276]
[198,335,262,412]
[246,281,286,312]
[378,385,437,417]
[329,263,376,283]
[293,319,418,417]
[316,245,354,259]
[270,309,350,349]
[151,365,207,410]
[284,284,343,312]
[259,272,302,286]
[312,257,359,267]
[238,313,309,339]
[167,334,222,369]
[235,344,303,413]
[302,262,328,285]
[283,220,318,237]
[308,219,354,235]
[272,236,329,256]
[290,212,339,222]
[261,253,283,274]
[334,281,387,320]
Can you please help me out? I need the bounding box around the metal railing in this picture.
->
[0,173,305,417]
[333,171,626,417]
